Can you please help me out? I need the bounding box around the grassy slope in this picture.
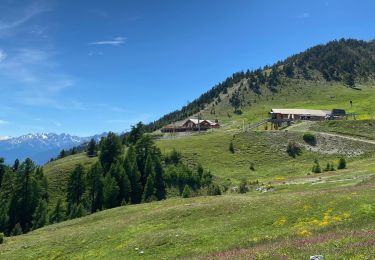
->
[310,120,375,140]
[200,82,375,128]
[6,82,374,258]
[0,176,374,259]
[44,153,97,208]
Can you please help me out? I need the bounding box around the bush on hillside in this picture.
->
[249,162,256,171]
[286,141,302,158]
[207,184,222,196]
[338,157,347,169]
[229,141,235,153]
[312,159,322,173]
[303,132,317,146]
[182,185,192,198]
[0,232,4,244]
[239,180,249,194]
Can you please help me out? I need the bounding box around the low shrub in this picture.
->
[338,157,347,169]
[287,141,302,158]
[0,232,4,244]
[182,185,192,198]
[239,180,249,194]
[207,184,222,196]
[312,159,322,173]
[303,132,317,146]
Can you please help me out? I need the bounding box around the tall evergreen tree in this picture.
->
[12,159,19,172]
[87,138,97,157]
[66,164,86,214]
[86,162,104,213]
[32,199,48,230]
[142,174,155,202]
[124,147,143,204]
[135,135,161,183]
[99,132,123,172]
[0,158,6,188]
[108,160,131,205]
[103,173,119,209]
[153,157,166,200]
[50,199,65,224]
[16,158,40,232]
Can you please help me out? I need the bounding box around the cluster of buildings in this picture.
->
[160,108,347,133]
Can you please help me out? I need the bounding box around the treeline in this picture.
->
[143,39,375,130]
[0,158,48,236]
[63,131,214,219]
[0,128,215,237]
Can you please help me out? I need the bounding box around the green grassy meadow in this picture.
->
[0,175,373,259]
[1,83,375,259]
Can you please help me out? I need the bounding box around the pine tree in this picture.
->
[108,161,131,205]
[86,162,104,213]
[103,173,119,209]
[124,146,143,204]
[69,203,86,219]
[338,157,347,169]
[12,159,19,172]
[99,132,123,173]
[32,199,48,230]
[11,223,22,236]
[50,199,65,224]
[15,158,40,232]
[144,154,155,181]
[142,174,155,202]
[60,149,66,159]
[182,185,191,198]
[87,138,97,157]
[66,164,86,214]
[0,158,6,188]
[154,157,166,200]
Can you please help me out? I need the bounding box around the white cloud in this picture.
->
[89,37,126,46]
[0,119,9,124]
[0,2,50,37]
[0,49,6,62]
[0,48,74,107]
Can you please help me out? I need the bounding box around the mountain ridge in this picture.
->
[0,132,106,165]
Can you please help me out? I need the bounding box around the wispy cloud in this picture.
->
[0,49,6,62]
[0,2,50,37]
[298,12,311,19]
[89,37,126,46]
[0,48,74,107]
[0,119,9,124]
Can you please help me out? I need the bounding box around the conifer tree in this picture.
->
[11,223,23,236]
[86,162,104,213]
[182,185,191,198]
[154,157,166,200]
[103,173,119,209]
[12,159,19,172]
[108,161,131,205]
[32,199,48,230]
[99,132,123,172]
[0,158,5,188]
[66,164,86,214]
[87,138,97,157]
[142,174,155,202]
[50,199,65,224]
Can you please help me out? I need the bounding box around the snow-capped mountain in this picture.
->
[0,132,106,165]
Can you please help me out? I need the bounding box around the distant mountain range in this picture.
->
[0,132,106,165]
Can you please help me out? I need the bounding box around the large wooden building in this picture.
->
[269,108,347,123]
[161,119,220,133]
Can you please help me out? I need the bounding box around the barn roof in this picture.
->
[270,109,330,117]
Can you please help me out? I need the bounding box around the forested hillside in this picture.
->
[145,39,375,131]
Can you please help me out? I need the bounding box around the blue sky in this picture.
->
[0,0,374,137]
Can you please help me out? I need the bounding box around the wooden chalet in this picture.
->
[161,119,220,133]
